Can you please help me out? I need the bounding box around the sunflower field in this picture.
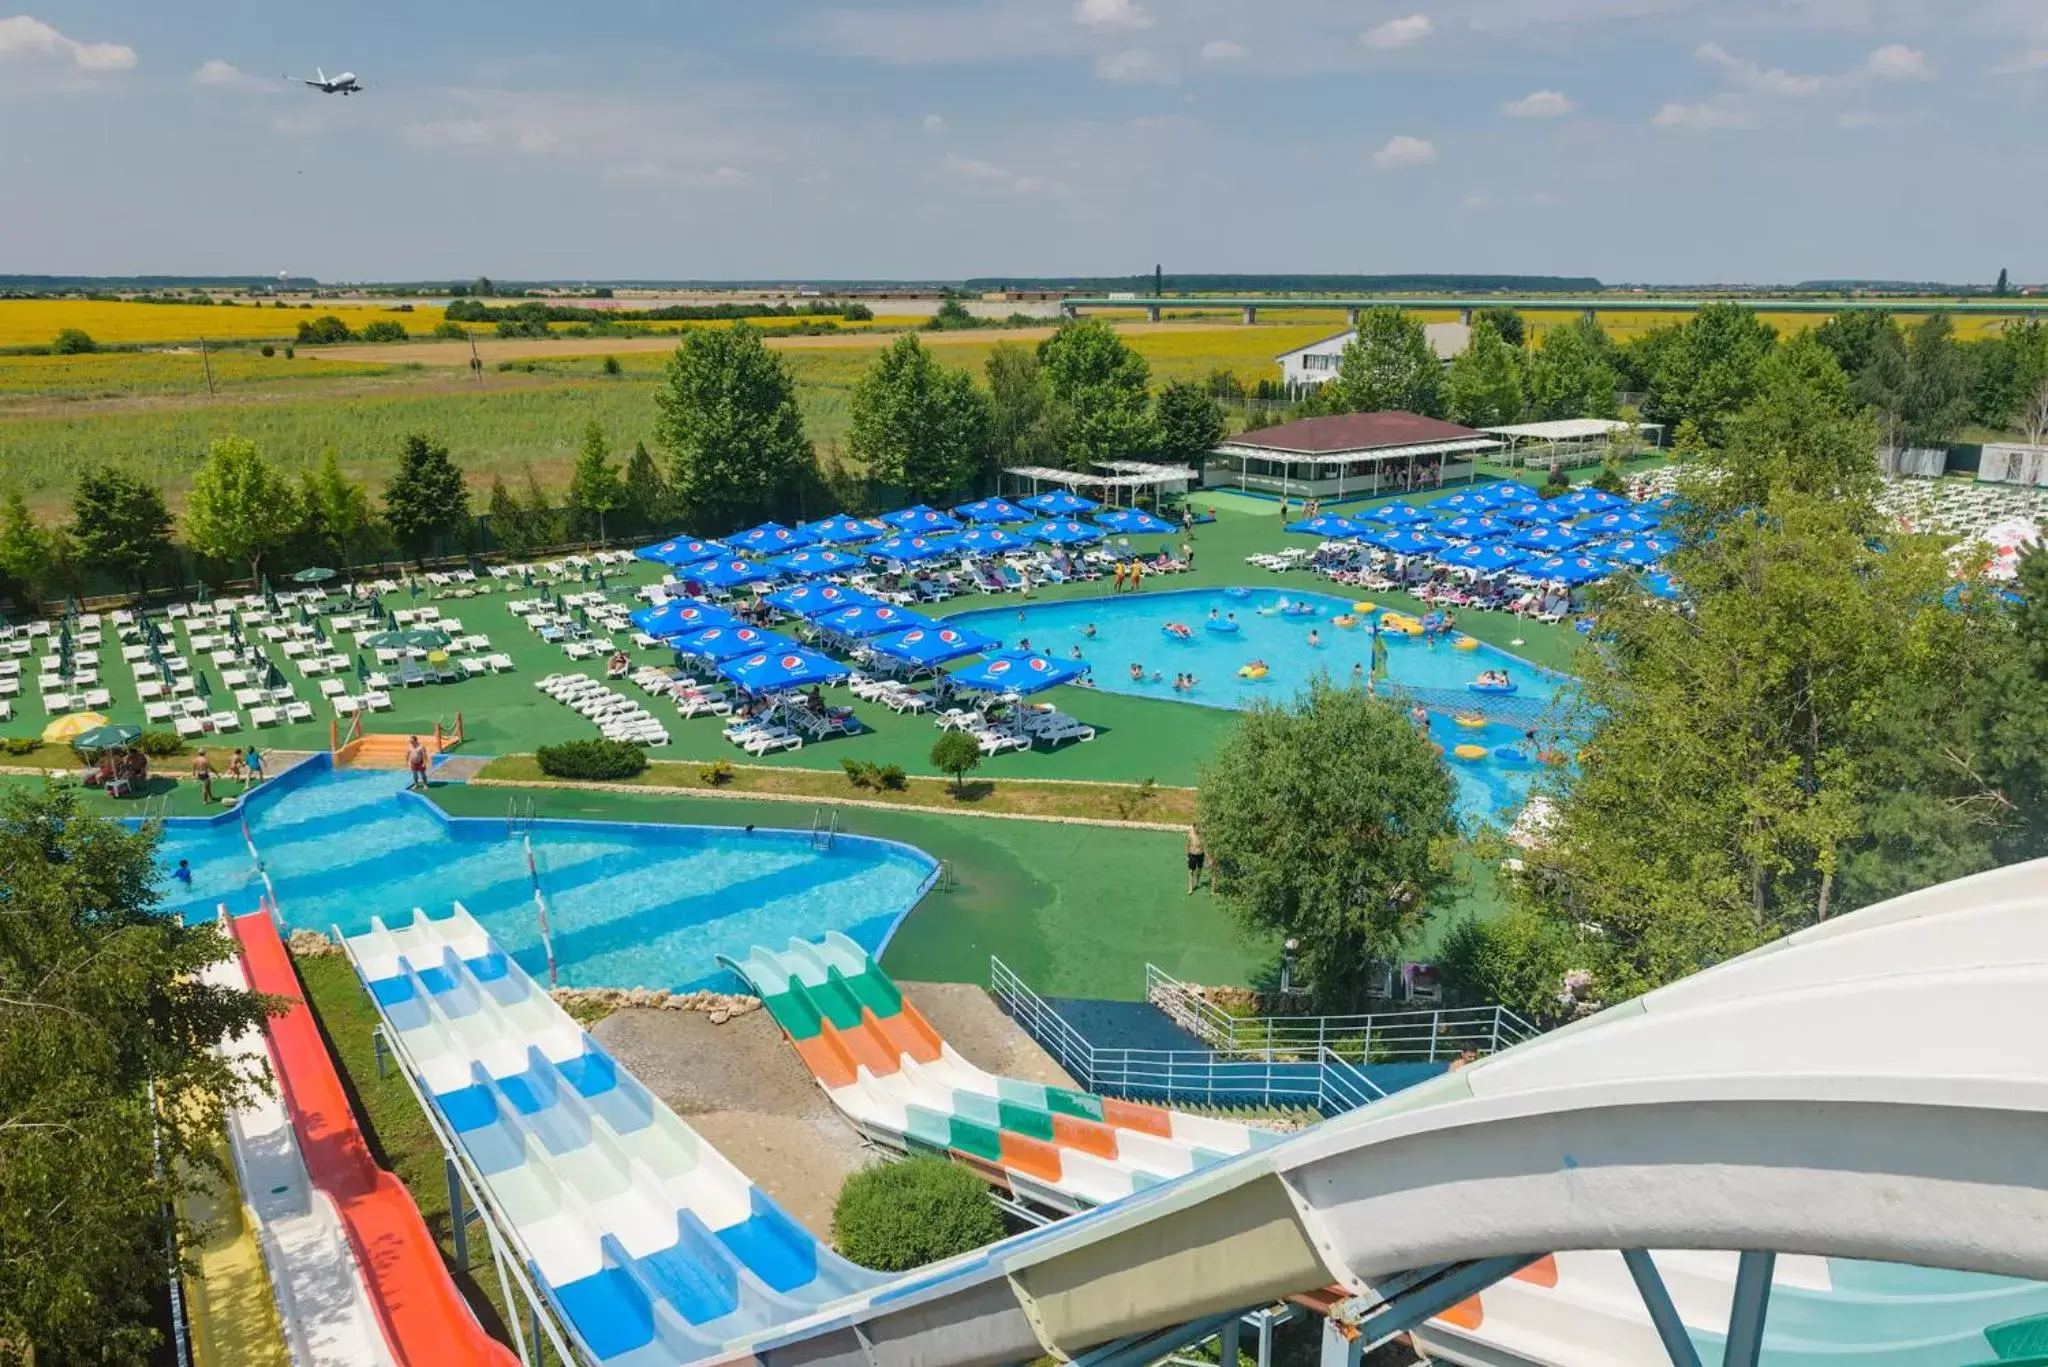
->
[0,299,447,347]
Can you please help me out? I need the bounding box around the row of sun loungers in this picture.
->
[535,673,671,746]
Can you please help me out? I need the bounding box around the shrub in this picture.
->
[930,730,982,794]
[283,345,294,359]
[875,764,907,791]
[699,758,735,786]
[832,1157,1004,1271]
[296,314,353,344]
[432,320,469,340]
[360,319,408,343]
[535,738,647,781]
[52,328,97,355]
[259,343,275,358]
[2,737,40,756]
[134,730,186,757]
[841,757,876,789]
[602,354,622,376]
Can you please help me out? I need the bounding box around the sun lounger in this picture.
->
[250,706,280,728]
[334,695,360,716]
[974,727,1029,756]
[398,660,430,687]
[174,715,206,738]
[211,711,241,732]
[363,690,392,711]
[283,700,314,724]
[144,701,173,724]
[83,688,112,708]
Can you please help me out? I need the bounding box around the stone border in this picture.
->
[464,775,1192,832]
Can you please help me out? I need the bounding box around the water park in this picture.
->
[9,469,2048,1367]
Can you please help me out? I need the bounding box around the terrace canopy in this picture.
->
[1436,542,1528,575]
[1510,524,1593,554]
[1479,418,1664,470]
[954,497,1033,524]
[635,538,727,567]
[1285,514,1365,539]
[953,526,1027,554]
[768,548,865,578]
[672,625,786,661]
[1577,508,1662,536]
[882,505,963,533]
[1026,519,1105,546]
[1096,507,1176,535]
[1019,489,1100,516]
[814,604,931,638]
[869,624,999,668]
[691,558,780,590]
[1207,411,1498,502]
[868,534,957,564]
[800,516,882,545]
[721,648,848,692]
[763,583,882,617]
[1365,501,1433,526]
[1432,514,1510,540]
[731,523,814,554]
[949,649,1088,695]
[1526,555,1615,586]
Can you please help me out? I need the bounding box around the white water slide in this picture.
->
[683,856,2048,1367]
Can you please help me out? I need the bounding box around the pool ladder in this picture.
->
[506,796,536,836]
[809,807,838,851]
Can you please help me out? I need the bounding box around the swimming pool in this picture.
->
[154,759,938,991]
[947,587,1569,825]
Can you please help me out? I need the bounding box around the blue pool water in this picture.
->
[948,587,1568,826]
[154,760,937,990]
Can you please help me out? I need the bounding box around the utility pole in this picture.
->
[467,330,484,387]
[198,337,217,398]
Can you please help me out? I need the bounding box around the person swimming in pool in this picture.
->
[1351,661,1364,685]
[1411,704,1430,733]
[1071,644,1084,660]
[1307,628,1322,648]
[1130,662,1144,681]
[1207,606,1220,621]
[1084,622,1097,639]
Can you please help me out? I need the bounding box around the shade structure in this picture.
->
[800,515,882,545]
[1644,491,1687,513]
[949,648,1088,695]
[1097,507,1176,535]
[361,628,452,650]
[1019,489,1098,516]
[292,566,336,584]
[1430,491,1495,515]
[70,722,142,751]
[42,711,111,743]
[769,547,865,578]
[635,537,727,567]
[1284,514,1364,539]
[1025,519,1105,547]
[1577,508,1662,536]
[762,583,882,618]
[868,534,958,564]
[1495,500,1573,525]
[720,647,849,693]
[882,505,964,534]
[952,526,1026,554]
[868,624,1000,668]
[1432,514,1511,540]
[1510,524,1593,554]
[814,603,932,638]
[953,497,1033,524]
[690,558,780,589]
[1599,537,1667,568]
[1527,554,1615,586]
[1435,542,1528,575]
[630,598,741,637]
[1473,480,1538,505]
[1642,571,1684,600]
[1364,501,1432,526]
[730,522,814,554]
[672,625,788,661]
[1559,487,1629,515]
[1374,528,1449,556]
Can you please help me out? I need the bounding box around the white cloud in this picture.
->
[1095,47,1175,82]
[193,59,280,92]
[1697,41,1822,95]
[1073,0,1151,32]
[921,112,948,132]
[1503,89,1575,118]
[1991,48,2048,75]
[1866,44,1926,79]
[1652,99,1754,129]
[1361,15,1432,50]
[1371,134,1437,168]
[1200,39,1249,61]
[935,151,1072,197]
[0,14,135,71]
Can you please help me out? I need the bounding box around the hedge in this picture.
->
[534,738,648,781]
[832,1156,1005,1271]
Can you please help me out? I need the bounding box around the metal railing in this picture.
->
[1145,963,1540,1064]
[991,957,1387,1116]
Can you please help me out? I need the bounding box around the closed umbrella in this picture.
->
[265,660,287,690]
[194,671,212,700]
[355,654,370,681]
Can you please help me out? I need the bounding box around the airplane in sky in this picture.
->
[294,67,362,95]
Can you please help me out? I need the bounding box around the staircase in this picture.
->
[334,715,463,770]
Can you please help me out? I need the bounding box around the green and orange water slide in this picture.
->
[726,932,1279,1213]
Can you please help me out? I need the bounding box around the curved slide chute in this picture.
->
[731,933,1280,1213]
[229,909,516,1367]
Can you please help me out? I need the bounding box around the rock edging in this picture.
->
[549,986,761,1024]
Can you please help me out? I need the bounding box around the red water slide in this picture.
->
[231,909,518,1367]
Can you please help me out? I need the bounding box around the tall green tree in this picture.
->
[69,466,174,599]
[1036,318,1157,467]
[0,786,272,1362]
[182,436,304,589]
[0,489,65,609]
[1474,306,1525,347]
[984,343,1064,474]
[382,433,471,566]
[1196,681,1459,1008]
[847,335,993,504]
[567,421,623,543]
[1326,308,1445,417]
[1524,317,1620,422]
[1443,320,1526,427]
[1694,332,1879,519]
[298,448,375,572]
[653,323,815,532]
[620,440,671,534]
[1637,303,1778,446]
[1900,313,1973,449]
[1153,379,1225,467]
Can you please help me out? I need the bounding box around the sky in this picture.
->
[2,1,2045,285]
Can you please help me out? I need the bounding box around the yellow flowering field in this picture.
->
[0,299,447,347]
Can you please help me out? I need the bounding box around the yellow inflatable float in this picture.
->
[1331,614,1358,628]
[1452,744,1488,761]
[1353,601,1376,615]
[1454,712,1486,729]
[1453,635,1480,650]
[1237,664,1269,680]
[1379,612,1424,636]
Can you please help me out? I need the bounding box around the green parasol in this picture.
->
[70,723,141,752]
[361,628,451,650]
[292,567,337,584]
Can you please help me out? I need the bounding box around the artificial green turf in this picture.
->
[428,783,1269,1000]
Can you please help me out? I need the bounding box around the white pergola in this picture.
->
[1481,418,1666,469]
[1002,462,1197,507]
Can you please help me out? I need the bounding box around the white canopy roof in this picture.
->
[1481,418,1645,442]
[1003,463,1194,489]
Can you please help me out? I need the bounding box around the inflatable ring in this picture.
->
[1468,679,1518,695]
[1454,712,1486,729]
[1452,744,1487,761]
[1331,615,1357,628]
[1453,635,1479,650]
[1161,624,1192,640]
[1205,618,1240,634]
[1493,746,1530,765]
[1223,586,1251,599]
[1353,601,1376,615]
[1282,603,1317,617]
[1236,665,1268,680]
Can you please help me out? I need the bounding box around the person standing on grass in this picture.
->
[406,735,428,791]
[229,750,247,793]
[1185,827,1206,895]
[1278,496,1289,523]
[1180,539,1194,569]
[192,749,214,805]
[246,745,264,786]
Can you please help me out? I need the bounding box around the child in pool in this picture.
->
[1307,628,1322,648]
[1130,662,1144,681]
[1084,623,1097,639]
